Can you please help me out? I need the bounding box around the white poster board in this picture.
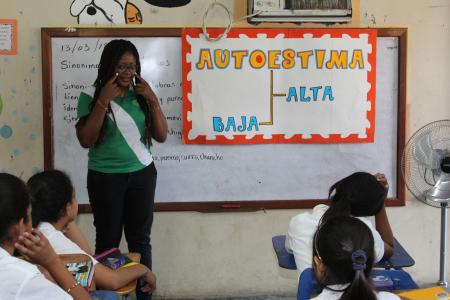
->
[183,29,377,144]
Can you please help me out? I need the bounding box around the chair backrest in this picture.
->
[297,268,419,300]
[297,268,321,300]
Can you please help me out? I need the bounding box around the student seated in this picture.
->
[27,169,156,293]
[311,216,399,300]
[285,172,394,275]
[0,173,91,300]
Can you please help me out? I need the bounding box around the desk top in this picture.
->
[272,235,415,270]
[114,252,141,296]
[376,239,415,269]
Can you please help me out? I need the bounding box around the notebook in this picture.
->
[94,248,132,269]
[65,260,94,290]
[397,286,450,300]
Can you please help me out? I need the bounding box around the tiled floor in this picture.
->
[127,295,296,300]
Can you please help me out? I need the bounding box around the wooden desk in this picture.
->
[114,252,141,298]
[272,235,415,270]
[38,252,142,299]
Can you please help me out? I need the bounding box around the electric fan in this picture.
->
[401,119,450,286]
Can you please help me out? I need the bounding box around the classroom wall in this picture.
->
[1,0,449,298]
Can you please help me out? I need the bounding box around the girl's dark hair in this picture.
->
[0,173,30,243]
[27,170,74,228]
[80,39,152,146]
[313,216,377,300]
[321,172,386,224]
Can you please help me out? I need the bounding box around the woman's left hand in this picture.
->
[134,72,168,142]
[134,73,158,106]
[139,270,157,293]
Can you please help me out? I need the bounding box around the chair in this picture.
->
[376,239,415,269]
[297,268,321,300]
[296,268,419,300]
[272,235,415,270]
[89,290,119,300]
[53,253,140,299]
[372,269,419,290]
[272,235,296,270]
[114,252,141,300]
[40,254,97,291]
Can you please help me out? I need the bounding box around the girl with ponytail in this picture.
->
[311,216,399,300]
[286,172,394,275]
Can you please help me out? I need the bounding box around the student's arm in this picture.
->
[134,73,168,143]
[76,74,121,148]
[63,222,93,255]
[94,262,156,292]
[375,206,394,258]
[374,173,395,258]
[15,229,92,300]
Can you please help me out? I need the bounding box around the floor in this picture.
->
[127,295,296,300]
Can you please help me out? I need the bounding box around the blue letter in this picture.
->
[213,117,224,132]
[310,86,322,101]
[300,87,311,102]
[286,87,298,102]
[247,116,260,131]
[237,116,247,132]
[322,86,334,101]
[225,117,236,132]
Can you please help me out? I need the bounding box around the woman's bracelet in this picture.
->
[66,281,79,294]
[97,101,109,112]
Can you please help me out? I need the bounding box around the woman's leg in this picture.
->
[123,163,156,300]
[87,170,128,254]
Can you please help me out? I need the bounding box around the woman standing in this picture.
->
[76,39,167,300]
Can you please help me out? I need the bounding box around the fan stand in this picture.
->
[438,202,448,287]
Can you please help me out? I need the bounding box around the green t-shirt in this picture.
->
[77,86,152,173]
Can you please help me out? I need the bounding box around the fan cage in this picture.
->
[401,120,450,208]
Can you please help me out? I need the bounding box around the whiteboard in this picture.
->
[42,28,406,210]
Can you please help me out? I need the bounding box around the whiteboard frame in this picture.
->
[41,27,407,213]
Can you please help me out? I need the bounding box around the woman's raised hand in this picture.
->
[374,173,389,192]
[134,73,158,104]
[99,73,122,103]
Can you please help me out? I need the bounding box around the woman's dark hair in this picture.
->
[27,170,74,228]
[313,216,376,300]
[0,173,30,243]
[321,172,386,224]
[80,39,152,146]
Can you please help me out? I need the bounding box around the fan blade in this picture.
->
[413,133,442,169]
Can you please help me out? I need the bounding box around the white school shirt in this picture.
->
[37,222,98,266]
[285,204,385,275]
[311,284,400,300]
[0,246,72,300]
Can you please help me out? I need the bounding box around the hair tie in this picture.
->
[351,249,367,271]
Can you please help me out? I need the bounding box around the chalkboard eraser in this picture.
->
[220,204,241,209]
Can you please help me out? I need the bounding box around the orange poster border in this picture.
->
[0,19,18,55]
[182,28,377,145]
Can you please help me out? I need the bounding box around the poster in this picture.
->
[182,28,377,144]
[0,19,17,55]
